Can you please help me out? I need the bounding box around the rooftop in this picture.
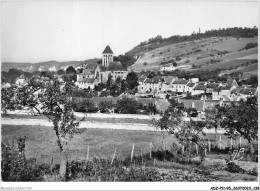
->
[102,45,113,54]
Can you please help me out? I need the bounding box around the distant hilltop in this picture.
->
[1,59,99,72]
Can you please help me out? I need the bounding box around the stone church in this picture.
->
[75,45,128,89]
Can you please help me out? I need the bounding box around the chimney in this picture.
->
[191,102,195,108]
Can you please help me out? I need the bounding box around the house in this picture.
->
[151,76,164,91]
[171,79,189,93]
[2,82,11,88]
[192,84,206,95]
[160,64,176,72]
[137,76,147,92]
[231,86,258,101]
[15,74,28,87]
[180,98,240,119]
[212,79,239,100]
[206,83,220,94]
[186,82,197,93]
[161,76,178,92]
[75,78,99,90]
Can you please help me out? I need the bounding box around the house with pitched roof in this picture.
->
[171,79,189,93]
[231,86,258,101]
[192,84,206,95]
[137,76,147,92]
[212,79,239,100]
[161,76,178,92]
[15,74,28,87]
[186,82,197,93]
[76,78,99,90]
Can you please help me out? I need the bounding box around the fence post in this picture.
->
[131,143,135,163]
[87,146,90,160]
[111,148,117,165]
[195,144,198,155]
[149,142,152,159]
[231,138,233,149]
[219,136,222,150]
[239,136,242,148]
[182,145,185,154]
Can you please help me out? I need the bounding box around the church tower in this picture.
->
[102,45,113,67]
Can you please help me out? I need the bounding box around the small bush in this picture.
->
[245,43,258,50]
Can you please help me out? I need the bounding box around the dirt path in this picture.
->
[2,117,226,134]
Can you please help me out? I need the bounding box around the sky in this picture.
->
[1,0,259,63]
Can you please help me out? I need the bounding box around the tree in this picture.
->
[1,86,16,114]
[106,74,113,89]
[116,97,139,114]
[126,71,139,90]
[204,105,226,141]
[57,69,65,75]
[98,101,114,113]
[9,77,84,179]
[66,66,76,74]
[220,97,258,154]
[154,99,207,163]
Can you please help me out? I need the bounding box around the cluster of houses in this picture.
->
[137,75,258,101]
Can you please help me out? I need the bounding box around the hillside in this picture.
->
[1,59,99,72]
[128,36,258,74]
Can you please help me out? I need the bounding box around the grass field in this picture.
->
[2,125,173,164]
[2,124,252,165]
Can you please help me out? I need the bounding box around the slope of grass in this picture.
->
[129,36,258,72]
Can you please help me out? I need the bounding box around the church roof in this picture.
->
[102,45,113,54]
[106,61,127,71]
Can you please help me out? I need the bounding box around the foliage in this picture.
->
[225,161,246,174]
[114,54,137,69]
[220,97,258,154]
[72,98,98,113]
[1,138,43,181]
[240,75,258,87]
[116,97,140,114]
[66,66,76,74]
[128,27,258,55]
[143,102,158,115]
[244,43,258,50]
[1,69,33,84]
[126,71,139,90]
[1,86,17,114]
[154,99,207,163]
[98,101,114,113]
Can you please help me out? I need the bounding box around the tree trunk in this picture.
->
[248,139,255,155]
[59,150,68,180]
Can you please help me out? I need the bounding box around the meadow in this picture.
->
[1,123,251,165]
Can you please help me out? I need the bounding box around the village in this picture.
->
[5,45,258,121]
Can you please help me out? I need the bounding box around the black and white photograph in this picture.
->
[1,0,259,190]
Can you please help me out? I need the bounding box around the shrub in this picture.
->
[176,57,181,61]
[185,60,190,63]
[98,101,114,113]
[245,43,258,50]
[72,98,98,113]
[1,139,43,181]
[143,62,148,66]
[116,97,140,114]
